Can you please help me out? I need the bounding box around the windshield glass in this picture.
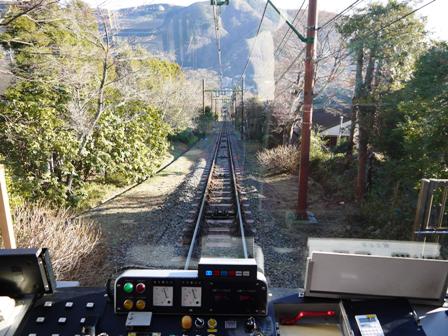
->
[0,0,446,291]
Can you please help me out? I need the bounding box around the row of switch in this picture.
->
[35,316,89,324]
[43,301,94,309]
[123,299,146,310]
[204,270,250,277]
[181,316,217,330]
[26,300,98,336]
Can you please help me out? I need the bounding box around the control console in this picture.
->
[2,248,448,336]
[115,258,268,316]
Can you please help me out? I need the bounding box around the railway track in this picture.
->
[183,123,255,269]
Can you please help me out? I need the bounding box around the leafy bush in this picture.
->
[196,106,216,135]
[169,128,199,146]
[0,2,188,209]
[8,203,104,282]
[310,130,332,162]
[256,145,300,175]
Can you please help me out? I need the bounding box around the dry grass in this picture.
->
[256,145,300,175]
[8,202,105,283]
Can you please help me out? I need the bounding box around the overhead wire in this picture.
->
[369,0,437,37]
[212,3,223,89]
[274,47,305,86]
[318,0,365,30]
[237,0,269,84]
[272,0,437,101]
[274,0,366,98]
[275,0,371,90]
[274,0,306,56]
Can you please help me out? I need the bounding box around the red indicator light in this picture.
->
[213,270,220,276]
[229,270,236,277]
[136,283,146,294]
[239,295,253,301]
[280,310,337,325]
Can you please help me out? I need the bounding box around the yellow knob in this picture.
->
[123,299,134,310]
[207,318,217,329]
[182,315,193,330]
[136,299,146,310]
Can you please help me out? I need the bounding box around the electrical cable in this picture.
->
[319,0,365,30]
[274,46,305,86]
[370,0,436,37]
[212,3,223,88]
[274,0,306,56]
[238,0,269,84]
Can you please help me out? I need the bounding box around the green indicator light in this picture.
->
[123,282,133,293]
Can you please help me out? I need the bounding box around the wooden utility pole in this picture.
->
[297,0,318,219]
[202,79,205,114]
[215,98,218,119]
[241,77,245,138]
[233,93,237,129]
[0,165,16,248]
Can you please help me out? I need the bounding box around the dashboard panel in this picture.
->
[114,269,268,316]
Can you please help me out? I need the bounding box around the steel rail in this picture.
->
[184,123,249,269]
[227,130,249,258]
[184,128,223,270]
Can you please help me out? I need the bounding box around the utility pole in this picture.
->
[297,0,318,219]
[241,77,245,139]
[210,92,213,114]
[202,79,205,114]
[233,93,237,129]
[215,98,218,119]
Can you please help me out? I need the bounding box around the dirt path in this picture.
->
[80,133,217,286]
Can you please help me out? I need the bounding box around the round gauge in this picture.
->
[181,286,202,307]
[153,286,173,306]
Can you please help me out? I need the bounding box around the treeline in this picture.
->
[338,1,447,236]
[0,0,209,207]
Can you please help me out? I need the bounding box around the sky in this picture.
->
[84,0,446,40]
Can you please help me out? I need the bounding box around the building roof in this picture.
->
[321,120,351,137]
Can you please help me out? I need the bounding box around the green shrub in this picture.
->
[169,128,199,146]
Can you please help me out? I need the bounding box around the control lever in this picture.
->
[280,310,336,325]
[245,316,257,333]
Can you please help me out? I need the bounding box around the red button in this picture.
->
[136,283,146,294]
[228,270,236,277]
[213,270,220,276]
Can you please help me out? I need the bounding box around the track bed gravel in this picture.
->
[231,134,355,289]
[80,131,218,286]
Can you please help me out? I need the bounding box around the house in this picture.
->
[321,119,351,147]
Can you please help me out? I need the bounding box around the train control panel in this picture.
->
[1,247,448,336]
[114,258,267,316]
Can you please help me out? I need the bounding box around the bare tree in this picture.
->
[272,18,351,145]
[0,0,60,26]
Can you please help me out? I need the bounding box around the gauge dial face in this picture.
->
[181,286,202,307]
[153,286,173,306]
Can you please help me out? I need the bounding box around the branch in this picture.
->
[0,0,59,27]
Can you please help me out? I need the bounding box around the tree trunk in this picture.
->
[67,22,111,192]
[356,50,376,201]
[346,47,364,159]
[356,107,368,200]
